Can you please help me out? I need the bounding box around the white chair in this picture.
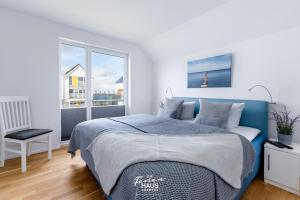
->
[0,96,52,173]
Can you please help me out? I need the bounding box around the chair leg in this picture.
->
[0,140,5,167]
[21,142,27,173]
[48,134,52,160]
[27,142,31,156]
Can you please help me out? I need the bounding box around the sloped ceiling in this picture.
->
[143,0,300,61]
[0,0,229,43]
[1,0,300,61]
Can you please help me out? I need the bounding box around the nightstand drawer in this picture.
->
[264,147,300,191]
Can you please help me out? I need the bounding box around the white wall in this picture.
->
[152,27,300,142]
[0,8,152,158]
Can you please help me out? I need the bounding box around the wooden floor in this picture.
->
[0,147,299,200]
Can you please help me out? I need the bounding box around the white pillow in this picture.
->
[229,126,261,141]
[226,103,245,129]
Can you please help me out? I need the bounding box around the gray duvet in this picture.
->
[68,114,255,200]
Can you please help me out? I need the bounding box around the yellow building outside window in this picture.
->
[72,76,78,89]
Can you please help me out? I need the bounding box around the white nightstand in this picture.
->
[264,142,300,195]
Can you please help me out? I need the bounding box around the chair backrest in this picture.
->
[0,96,31,135]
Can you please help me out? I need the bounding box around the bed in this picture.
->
[68,98,268,200]
[175,98,268,199]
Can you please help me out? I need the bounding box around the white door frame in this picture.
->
[58,38,129,138]
[89,47,129,117]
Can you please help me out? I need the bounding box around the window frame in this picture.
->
[59,39,129,120]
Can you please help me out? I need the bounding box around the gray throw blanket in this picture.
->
[87,131,244,195]
[68,114,255,200]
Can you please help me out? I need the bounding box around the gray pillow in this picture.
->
[158,98,184,119]
[180,101,195,120]
[194,114,223,127]
[196,99,232,128]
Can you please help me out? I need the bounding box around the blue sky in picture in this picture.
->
[188,54,232,73]
[61,44,124,92]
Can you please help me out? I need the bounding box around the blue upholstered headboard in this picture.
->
[174,97,269,140]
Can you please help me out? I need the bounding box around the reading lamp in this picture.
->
[165,87,174,98]
[159,87,174,108]
[248,84,275,104]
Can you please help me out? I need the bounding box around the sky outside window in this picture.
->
[61,44,124,93]
[91,52,124,92]
[61,44,86,73]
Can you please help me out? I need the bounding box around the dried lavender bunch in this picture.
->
[271,106,300,135]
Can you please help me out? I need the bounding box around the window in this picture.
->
[78,77,85,87]
[91,51,125,107]
[60,40,127,141]
[61,43,86,108]
[60,41,127,110]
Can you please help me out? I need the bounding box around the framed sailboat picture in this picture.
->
[187,54,232,88]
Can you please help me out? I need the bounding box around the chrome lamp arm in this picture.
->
[248,84,274,103]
